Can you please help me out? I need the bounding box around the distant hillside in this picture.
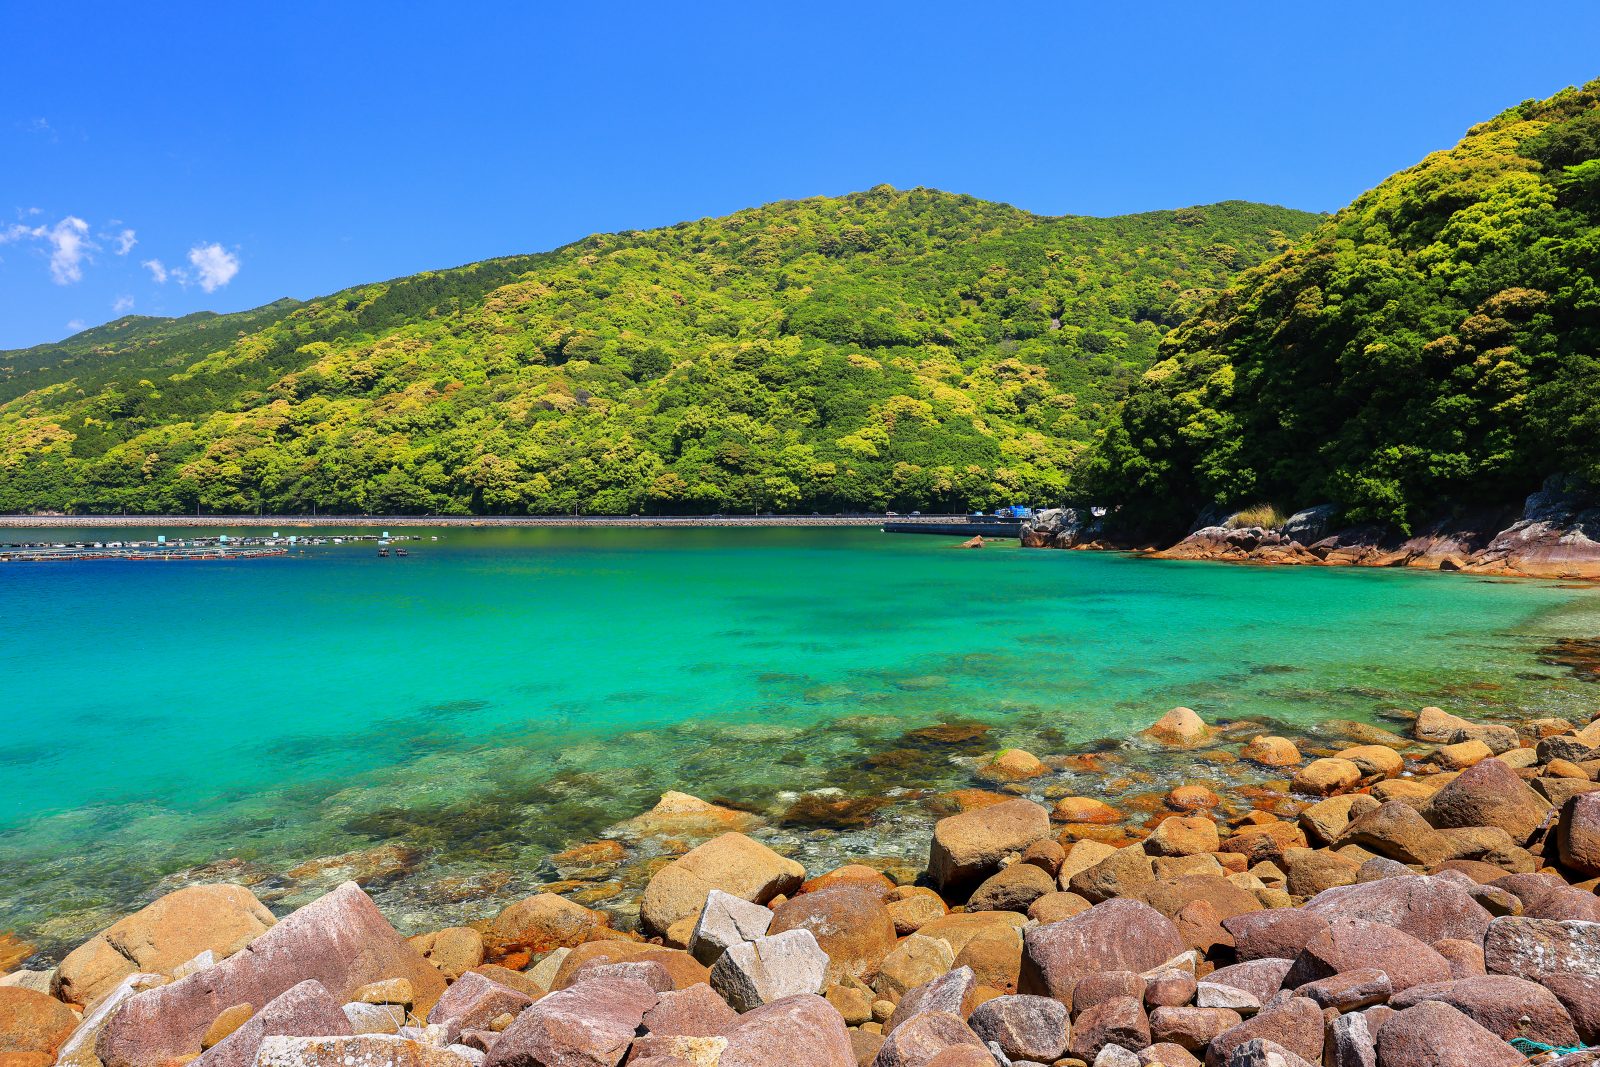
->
[1084,78,1600,534]
[0,187,1318,514]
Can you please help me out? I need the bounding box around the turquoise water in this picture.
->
[3,527,1598,951]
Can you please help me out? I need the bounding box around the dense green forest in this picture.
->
[0,190,1316,514]
[1084,77,1600,534]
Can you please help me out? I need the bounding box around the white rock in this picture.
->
[689,889,775,966]
[343,1001,407,1035]
[1197,980,1262,1014]
[708,929,828,1012]
[56,972,168,1067]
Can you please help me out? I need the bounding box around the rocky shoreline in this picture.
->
[4,704,1600,1066]
[1022,478,1600,581]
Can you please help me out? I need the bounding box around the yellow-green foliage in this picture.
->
[0,188,1317,514]
[1226,504,1288,529]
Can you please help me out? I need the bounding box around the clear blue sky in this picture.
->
[3,2,1597,349]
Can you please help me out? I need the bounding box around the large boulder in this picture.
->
[192,979,351,1067]
[56,885,276,1007]
[480,893,609,959]
[1221,912,1329,963]
[967,863,1056,914]
[1302,876,1492,945]
[966,994,1070,1062]
[1204,959,1294,1004]
[483,976,658,1067]
[928,799,1050,892]
[1144,708,1212,746]
[1389,975,1580,1047]
[716,994,854,1067]
[54,973,168,1067]
[1490,873,1600,922]
[1020,899,1185,1008]
[768,886,895,983]
[551,941,707,992]
[688,890,774,967]
[95,882,446,1067]
[1148,1006,1241,1052]
[1335,802,1452,866]
[640,984,738,1038]
[254,1034,470,1067]
[1483,916,1600,1042]
[1069,996,1149,1063]
[1558,793,1600,876]
[1281,917,1450,993]
[1372,1001,1523,1067]
[708,930,828,1013]
[871,1011,985,1067]
[425,971,533,1044]
[886,967,980,1033]
[1203,996,1322,1067]
[0,986,79,1060]
[1423,758,1551,843]
[641,834,805,937]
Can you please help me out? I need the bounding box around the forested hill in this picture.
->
[1084,78,1600,535]
[0,188,1317,514]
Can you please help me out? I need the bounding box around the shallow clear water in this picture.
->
[3,527,1598,950]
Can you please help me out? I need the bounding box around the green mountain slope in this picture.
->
[0,187,1318,514]
[1084,79,1600,533]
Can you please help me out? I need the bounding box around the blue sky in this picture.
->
[3,2,1598,350]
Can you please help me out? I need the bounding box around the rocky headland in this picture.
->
[4,703,1600,1067]
[1022,477,1600,580]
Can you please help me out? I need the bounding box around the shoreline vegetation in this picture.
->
[2,704,1599,1065]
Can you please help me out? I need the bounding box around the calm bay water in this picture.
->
[3,527,1598,950]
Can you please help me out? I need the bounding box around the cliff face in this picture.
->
[1021,477,1600,579]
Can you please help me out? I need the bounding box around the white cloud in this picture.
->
[110,228,137,255]
[66,319,85,332]
[188,242,239,292]
[142,258,169,284]
[17,217,96,284]
[113,295,134,314]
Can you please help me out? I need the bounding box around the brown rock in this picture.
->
[886,887,948,936]
[1241,737,1301,768]
[1204,959,1293,1003]
[1281,917,1450,994]
[952,926,1023,996]
[425,971,533,1044]
[872,1011,984,1066]
[409,927,485,981]
[1144,708,1211,746]
[616,791,762,840]
[967,994,1070,1061]
[769,886,896,983]
[1143,969,1197,1010]
[201,1004,255,1050]
[1068,846,1157,903]
[641,833,805,937]
[1302,875,1492,945]
[1491,873,1600,922]
[57,885,276,1007]
[967,864,1056,914]
[1139,1042,1202,1067]
[1052,797,1123,825]
[1333,746,1404,779]
[641,984,737,1037]
[1070,996,1149,1062]
[913,913,1027,959]
[799,866,896,901]
[481,894,609,960]
[1389,974,1580,1046]
[1073,972,1144,1017]
[1557,792,1600,876]
[0,987,78,1059]
[717,993,855,1067]
[1291,967,1389,1011]
[95,882,445,1067]
[976,749,1048,783]
[1203,996,1322,1067]
[193,979,352,1067]
[875,936,957,1005]
[551,941,709,992]
[1282,849,1359,897]
[482,976,659,1067]
[1027,892,1092,925]
[1145,818,1221,858]
[1483,916,1600,1042]
[928,799,1051,893]
[1334,801,1452,866]
[1372,1001,1522,1067]
[1148,1006,1241,1052]
[1172,899,1234,955]
[1126,876,1263,924]
[1297,795,1380,847]
[1166,786,1222,812]
[1019,900,1185,1008]
[1221,911,1329,963]
[1291,759,1362,797]
[1220,823,1308,867]
[1058,840,1120,886]
[885,966,979,1032]
[1019,838,1066,877]
[1432,740,1494,770]
[1432,937,1487,979]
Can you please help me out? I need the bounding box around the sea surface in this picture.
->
[3,526,1598,952]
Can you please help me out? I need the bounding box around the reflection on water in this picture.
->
[2,526,1598,955]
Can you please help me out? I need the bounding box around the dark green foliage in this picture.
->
[0,187,1317,514]
[1084,78,1600,534]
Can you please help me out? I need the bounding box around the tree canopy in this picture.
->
[0,188,1316,515]
[1083,78,1600,534]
